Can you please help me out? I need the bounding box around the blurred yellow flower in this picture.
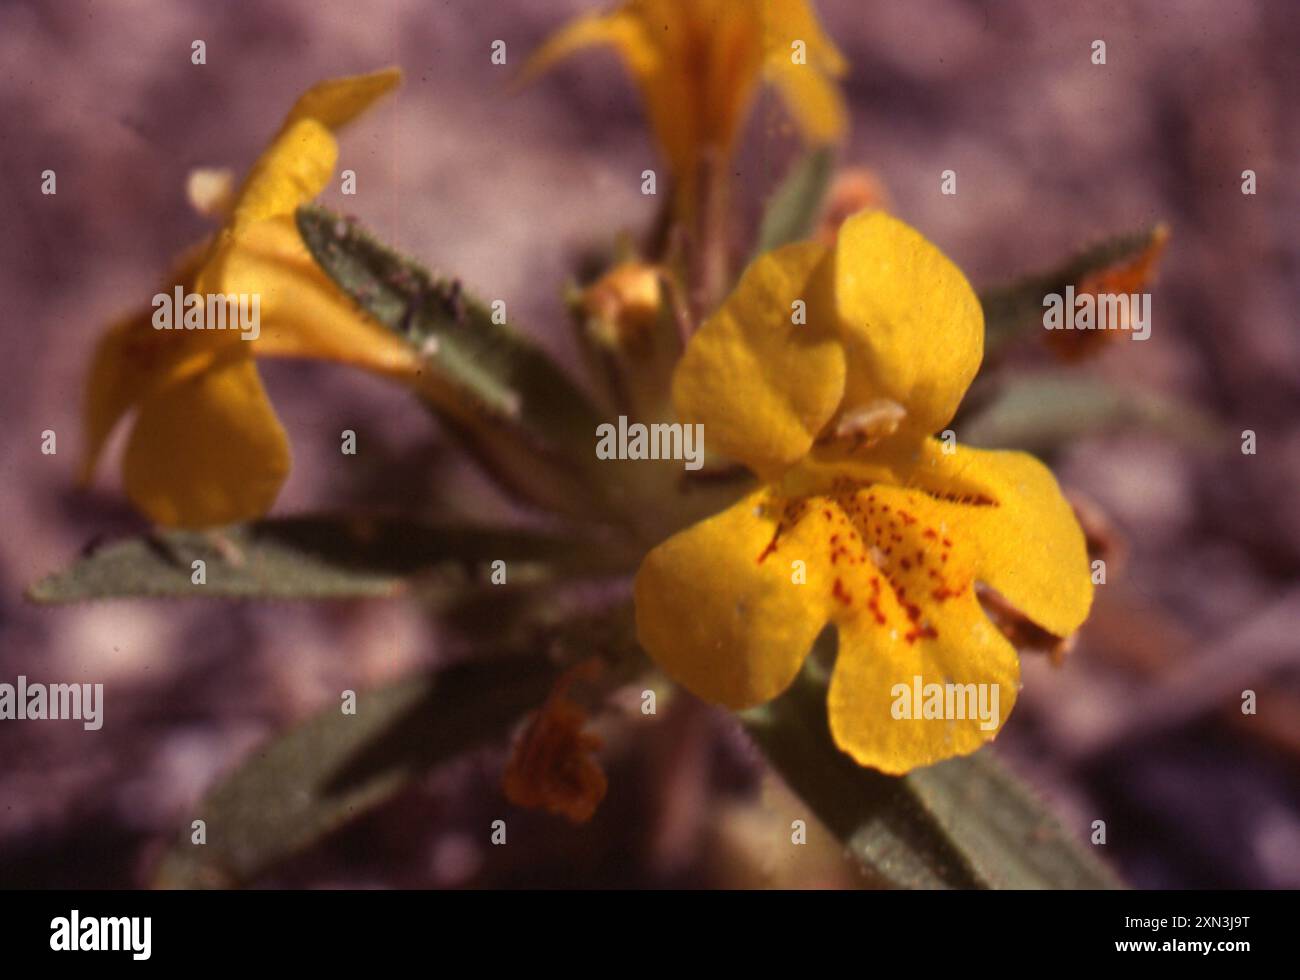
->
[525,0,847,200]
[83,68,426,528]
[580,260,663,348]
[634,210,1094,773]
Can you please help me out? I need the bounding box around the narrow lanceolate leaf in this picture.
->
[297,206,620,521]
[960,373,1224,454]
[743,652,1123,889]
[153,656,561,888]
[298,205,599,438]
[904,751,1123,889]
[755,147,834,256]
[26,516,604,603]
[980,226,1168,357]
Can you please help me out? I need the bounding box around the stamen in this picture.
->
[821,399,907,451]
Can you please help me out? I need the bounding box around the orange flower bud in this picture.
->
[581,262,663,349]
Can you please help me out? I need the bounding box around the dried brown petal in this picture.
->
[502,664,608,824]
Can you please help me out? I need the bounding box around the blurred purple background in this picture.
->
[1,0,1297,888]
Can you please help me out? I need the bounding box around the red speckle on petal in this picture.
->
[831,578,853,606]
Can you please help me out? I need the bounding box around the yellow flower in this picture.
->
[580,260,663,348]
[633,210,1093,773]
[83,69,427,528]
[524,0,847,195]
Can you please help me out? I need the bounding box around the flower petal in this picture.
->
[633,456,1070,772]
[829,589,1019,774]
[83,305,175,484]
[672,241,846,478]
[206,215,429,383]
[522,6,704,176]
[760,0,848,75]
[227,67,401,233]
[82,249,217,483]
[123,355,290,528]
[897,439,1094,638]
[524,2,844,182]
[675,477,1018,772]
[634,487,835,709]
[761,0,848,142]
[281,67,402,132]
[755,477,1022,772]
[228,117,338,233]
[831,210,983,435]
[521,7,657,82]
[766,59,848,144]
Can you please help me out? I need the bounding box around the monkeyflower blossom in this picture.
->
[525,0,847,206]
[634,210,1094,773]
[83,68,426,528]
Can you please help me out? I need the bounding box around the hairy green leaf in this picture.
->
[297,206,625,521]
[27,516,604,603]
[960,373,1224,453]
[743,650,1123,889]
[298,206,598,436]
[153,656,560,888]
[154,605,644,887]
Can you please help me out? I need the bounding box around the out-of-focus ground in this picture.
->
[1,0,1297,888]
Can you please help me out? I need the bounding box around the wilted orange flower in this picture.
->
[503,666,608,824]
[1045,226,1169,361]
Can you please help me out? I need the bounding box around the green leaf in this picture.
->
[297,206,620,521]
[26,516,604,603]
[298,205,599,438]
[980,226,1166,357]
[154,604,645,887]
[743,650,1123,889]
[153,655,561,888]
[960,373,1224,453]
[754,147,834,256]
[905,749,1123,889]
